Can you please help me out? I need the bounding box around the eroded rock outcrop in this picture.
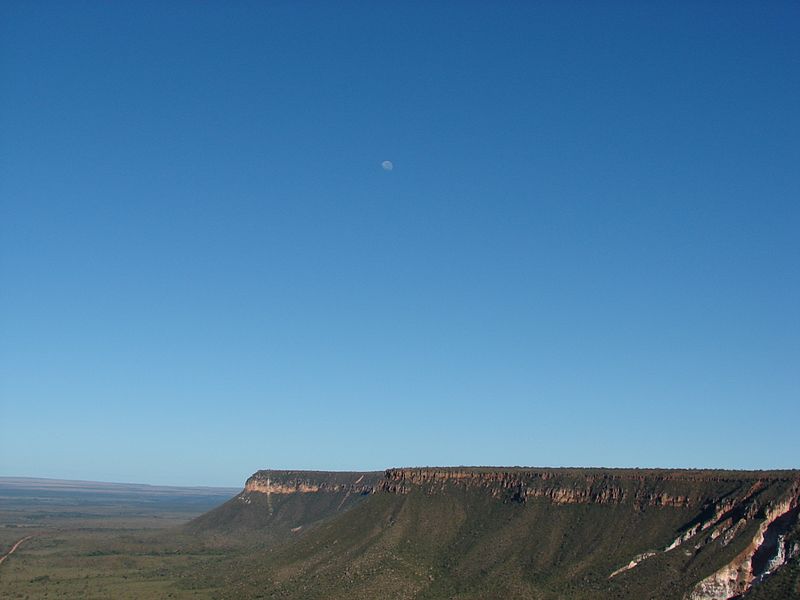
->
[244,470,380,495]
[686,480,800,600]
[378,467,796,510]
[605,477,800,594]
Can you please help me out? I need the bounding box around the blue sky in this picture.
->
[1,1,798,487]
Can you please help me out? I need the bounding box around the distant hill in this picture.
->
[0,476,239,496]
[0,476,239,512]
[185,467,800,600]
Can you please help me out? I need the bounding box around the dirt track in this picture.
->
[0,536,33,567]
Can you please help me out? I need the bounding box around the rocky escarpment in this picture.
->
[186,470,382,537]
[596,476,800,600]
[242,468,799,522]
[378,467,797,509]
[244,470,380,495]
[686,479,800,600]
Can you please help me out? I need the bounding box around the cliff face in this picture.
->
[244,470,380,495]
[243,468,797,500]
[186,470,382,538]
[686,480,800,600]
[241,467,799,521]
[378,467,796,509]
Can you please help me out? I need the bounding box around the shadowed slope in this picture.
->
[185,470,381,544]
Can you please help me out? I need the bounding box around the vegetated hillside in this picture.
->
[185,470,382,543]
[184,467,800,600]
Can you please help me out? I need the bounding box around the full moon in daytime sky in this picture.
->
[381,160,393,171]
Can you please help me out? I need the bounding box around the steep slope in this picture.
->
[185,470,381,543]
[183,467,800,599]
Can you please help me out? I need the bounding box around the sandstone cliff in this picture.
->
[244,469,380,495]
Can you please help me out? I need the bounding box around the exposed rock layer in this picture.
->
[244,470,381,495]
[686,479,800,600]
[378,467,797,510]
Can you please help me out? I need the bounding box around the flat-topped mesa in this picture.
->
[240,467,800,515]
[379,467,800,509]
[244,470,381,495]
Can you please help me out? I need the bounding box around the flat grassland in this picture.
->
[0,478,238,599]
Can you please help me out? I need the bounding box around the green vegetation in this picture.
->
[1,471,798,599]
[185,485,373,544]
[0,478,236,599]
[183,486,762,599]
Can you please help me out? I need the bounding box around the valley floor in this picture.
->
[0,478,236,599]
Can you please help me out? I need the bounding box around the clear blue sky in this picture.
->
[1,1,798,487]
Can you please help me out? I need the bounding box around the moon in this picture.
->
[381,160,393,171]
